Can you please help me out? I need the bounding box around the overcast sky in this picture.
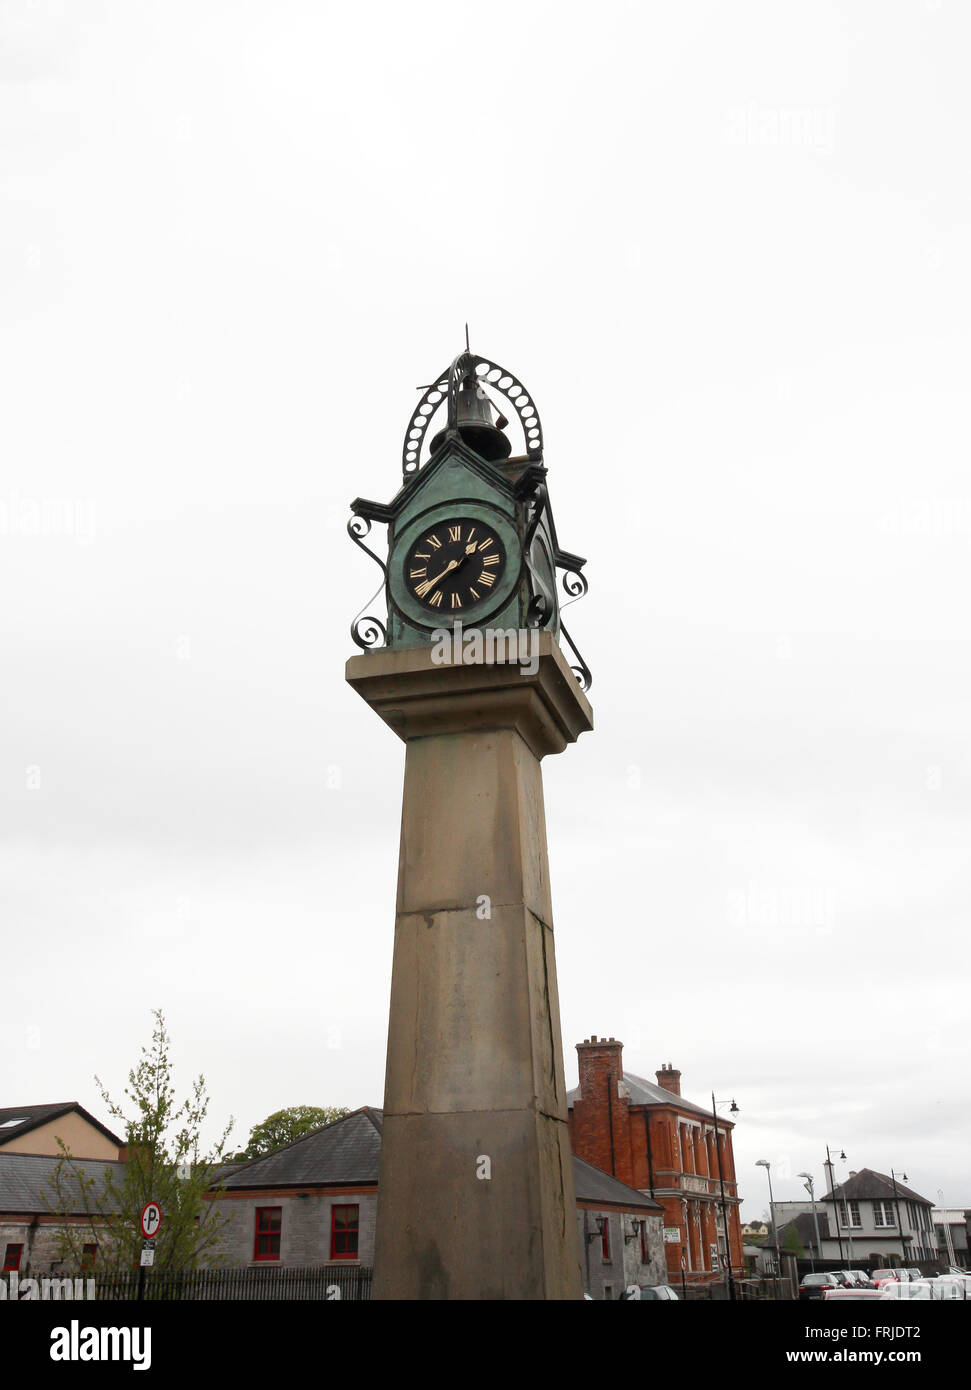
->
[3,1,969,1219]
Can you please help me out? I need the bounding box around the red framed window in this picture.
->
[254,1207,282,1261]
[3,1243,23,1272]
[82,1244,97,1270]
[330,1204,359,1260]
[601,1218,611,1261]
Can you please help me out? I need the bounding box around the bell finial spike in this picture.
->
[465,321,470,353]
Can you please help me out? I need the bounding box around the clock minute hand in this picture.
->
[415,558,458,598]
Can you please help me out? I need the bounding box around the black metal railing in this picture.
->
[90,1264,371,1301]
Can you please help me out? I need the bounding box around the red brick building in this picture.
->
[567,1037,744,1284]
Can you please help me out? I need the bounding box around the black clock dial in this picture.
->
[404,519,507,613]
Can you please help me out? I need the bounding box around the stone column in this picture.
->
[346,633,592,1299]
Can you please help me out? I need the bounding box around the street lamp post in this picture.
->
[824,1144,847,1264]
[756,1160,783,1297]
[711,1093,739,1303]
[890,1169,908,1265]
[798,1172,822,1273]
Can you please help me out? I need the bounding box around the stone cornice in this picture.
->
[345,632,593,759]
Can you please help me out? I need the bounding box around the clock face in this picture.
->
[403,518,508,613]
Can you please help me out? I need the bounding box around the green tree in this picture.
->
[235,1105,349,1160]
[48,1010,233,1273]
[782,1223,805,1259]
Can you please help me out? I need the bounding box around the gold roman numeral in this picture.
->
[448,525,461,542]
[428,591,443,607]
[468,587,480,601]
[413,551,431,560]
[451,593,462,609]
[426,535,442,550]
[482,553,499,567]
[477,570,495,588]
[478,537,494,551]
[466,527,476,542]
[410,567,427,579]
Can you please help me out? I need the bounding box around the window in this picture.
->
[254,1207,282,1261]
[3,1243,23,1272]
[82,1244,97,1270]
[330,1205,359,1260]
[601,1217,611,1262]
[873,1201,896,1228]
[640,1220,648,1263]
[838,1200,861,1228]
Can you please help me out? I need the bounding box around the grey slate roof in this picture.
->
[0,1153,125,1213]
[566,1071,716,1121]
[776,1210,831,1247]
[822,1168,932,1207]
[219,1106,662,1211]
[572,1156,663,1211]
[218,1107,383,1188]
[0,1102,123,1151]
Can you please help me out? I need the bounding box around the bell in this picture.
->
[429,368,511,462]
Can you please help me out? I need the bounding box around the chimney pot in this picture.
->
[656,1063,682,1097]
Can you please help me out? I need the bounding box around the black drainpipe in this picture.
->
[643,1110,656,1197]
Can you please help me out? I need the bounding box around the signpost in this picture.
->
[137,1203,162,1300]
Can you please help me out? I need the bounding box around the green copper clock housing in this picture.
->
[392,501,519,631]
[348,350,589,688]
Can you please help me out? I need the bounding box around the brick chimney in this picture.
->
[576,1035,624,1100]
[570,1036,634,1185]
[655,1062,681,1097]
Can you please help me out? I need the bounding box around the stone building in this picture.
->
[0,1153,122,1275]
[208,1106,667,1296]
[567,1037,744,1284]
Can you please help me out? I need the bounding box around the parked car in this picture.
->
[849,1269,875,1288]
[871,1268,901,1285]
[930,1275,970,1300]
[927,1273,966,1295]
[799,1273,841,1300]
[878,1280,935,1300]
[830,1271,856,1288]
[620,1284,679,1300]
[823,1287,885,1301]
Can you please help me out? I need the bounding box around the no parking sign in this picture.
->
[140,1202,162,1241]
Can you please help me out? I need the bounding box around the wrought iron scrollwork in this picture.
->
[347,512,389,651]
[560,567,588,608]
[559,619,592,692]
[554,562,591,688]
[526,593,549,627]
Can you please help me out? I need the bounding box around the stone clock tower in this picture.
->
[345,346,592,1299]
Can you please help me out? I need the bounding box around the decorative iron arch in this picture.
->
[402,354,544,478]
